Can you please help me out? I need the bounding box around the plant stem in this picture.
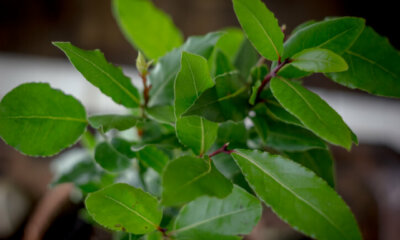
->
[209,143,235,158]
[255,58,291,102]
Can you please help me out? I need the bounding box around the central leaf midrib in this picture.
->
[235,151,349,240]
[3,115,87,123]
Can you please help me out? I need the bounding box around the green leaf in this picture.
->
[270,78,352,149]
[290,48,348,73]
[251,108,327,151]
[290,20,317,36]
[285,149,335,187]
[279,17,365,78]
[161,156,233,206]
[173,185,261,239]
[113,0,183,60]
[174,52,214,117]
[283,17,365,58]
[95,141,132,172]
[146,105,175,124]
[0,83,87,156]
[149,32,222,107]
[88,114,139,132]
[85,183,163,234]
[183,72,250,122]
[232,149,362,240]
[327,26,400,98]
[217,121,247,148]
[264,99,303,127]
[136,145,169,174]
[176,116,218,156]
[54,42,140,108]
[209,49,235,77]
[233,38,259,79]
[232,0,284,60]
[215,28,245,62]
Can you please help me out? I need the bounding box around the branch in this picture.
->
[209,143,234,158]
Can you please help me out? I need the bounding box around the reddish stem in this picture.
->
[255,58,291,102]
[209,143,234,158]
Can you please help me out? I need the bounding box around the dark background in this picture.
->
[1,0,400,240]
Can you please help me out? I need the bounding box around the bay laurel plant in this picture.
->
[0,0,399,239]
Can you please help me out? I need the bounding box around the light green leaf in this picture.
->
[265,99,302,127]
[251,108,327,152]
[149,32,222,107]
[183,72,250,122]
[327,26,400,98]
[215,28,245,62]
[290,48,348,73]
[176,116,218,156]
[113,0,183,60]
[136,145,169,174]
[233,38,259,79]
[146,105,175,124]
[270,78,352,149]
[161,156,233,206]
[95,141,132,172]
[232,0,284,60]
[209,49,235,77]
[85,183,163,234]
[232,149,362,240]
[290,20,317,36]
[285,149,335,187]
[279,17,365,78]
[0,83,87,157]
[174,52,214,117]
[173,185,261,239]
[89,114,139,132]
[54,42,140,108]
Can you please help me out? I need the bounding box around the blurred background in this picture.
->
[1,0,400,239]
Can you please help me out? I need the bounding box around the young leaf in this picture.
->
[161,156,233,206]
[85,183,163,234]
[113,0,183,60]
[279,17,365,78]
[0,83,87,157]
[95,141,132,172]
[285,149,335,187]
[270,78,352,149]
[149,32,222,107]
[183,72,250,122]
[54,42,141,108]
[232,0,284,60]
[327,26,400,98]
[290,48,348,73]
[88,114,139,132]
[174,52,214,117]
[251,110,327,152]
[176,116,218,156]
[136,145,169,174]
[232,149,362,240]
[173,185,262,238]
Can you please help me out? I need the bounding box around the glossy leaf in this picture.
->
[215,28,244,62]
[327,26,400,98]
[270,78,352,149]
[174,52,214,117]
[183,72,250,122]
[88,114,139,132]
[136,145,169,174]
[85,183,162,234]
[232,149,362,240]
[173,185,262,238]
[251,108,327,151]
[285,149,335,187]
[209,49,235,77]
[0,83,87,156]
[95,141,132,172]
[176,116,218,156]
[290,48,348,73]
[149,32,221,107]
[161,156,232,206]
[232,0,284,60]
[113,0,183,60]
[54,42,140,108]
[146,105,175,124]
[279,17,365,78]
